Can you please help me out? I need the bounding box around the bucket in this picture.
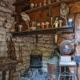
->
[47,63,58,80]
[47,56,59,80]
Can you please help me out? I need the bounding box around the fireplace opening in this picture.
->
[30,49,42,68]
[19,49,48,80]
[30,55,42,68]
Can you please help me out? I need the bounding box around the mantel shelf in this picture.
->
[13,0,79,16]
[11,27,74,36]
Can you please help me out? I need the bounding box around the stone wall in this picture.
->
[13,34,53,80]
[0,0,15,80]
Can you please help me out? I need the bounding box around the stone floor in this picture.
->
[19,67,49,80]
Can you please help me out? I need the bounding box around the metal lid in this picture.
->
[47,56,59,64]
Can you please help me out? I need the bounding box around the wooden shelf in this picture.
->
[13,1,30,6]
[12,0,79,16]
[24,0,73,13]
[11,27,74,36]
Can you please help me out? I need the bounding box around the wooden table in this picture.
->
[0,57,18,80]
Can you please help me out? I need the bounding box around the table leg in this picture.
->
[2,71,6,80]
[9,70,13,80]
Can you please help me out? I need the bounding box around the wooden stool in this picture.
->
[0,57,18,80]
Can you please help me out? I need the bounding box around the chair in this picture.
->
[58,56,77,80]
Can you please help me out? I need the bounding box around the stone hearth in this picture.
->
[19,68,49,80]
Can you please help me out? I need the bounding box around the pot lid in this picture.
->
[47,56,59,64]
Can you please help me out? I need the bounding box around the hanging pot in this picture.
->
[30,49,42,68]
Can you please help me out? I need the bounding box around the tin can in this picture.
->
[41,22,45,29]
[68,19,73,27]
[37,23,41,29]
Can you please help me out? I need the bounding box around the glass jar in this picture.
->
[37,23,41,29]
